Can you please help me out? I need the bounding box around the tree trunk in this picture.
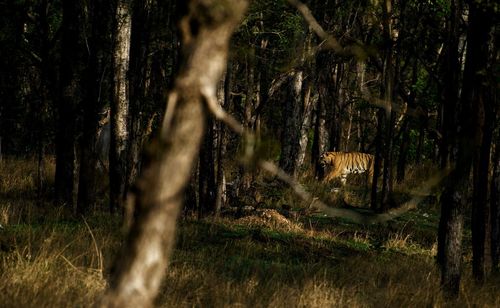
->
[36,0,57,207]
[439,0,462,169]
[198,116,216,217]
[77,0,113,215]
[439,1,494,296]
[491,137,500,272]
[110,0,131,213]
[296,80,314,171]
[313,51,333,177]
[279,70,304,177]
[55,0,84,208]
[415,117,426,164]
[472,98,493,281]
[311,93,328,179]
[126,0,152,190]
[396,60,418,183]
[99,1,247,306]
[396,117,410,183]
[371,108,385,211]
[379,0,395,212]
[380,111,395,211]
[239,51,257,190]
[215,69,231,214]
[328,63,343,152]
[471,12,496,281]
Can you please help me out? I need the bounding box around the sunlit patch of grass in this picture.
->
[0,217,120,308]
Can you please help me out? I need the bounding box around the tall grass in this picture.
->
[0,158,499,307]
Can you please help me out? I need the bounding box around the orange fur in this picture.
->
[319,152,374,185]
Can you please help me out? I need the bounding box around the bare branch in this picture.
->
[286,0,367,59]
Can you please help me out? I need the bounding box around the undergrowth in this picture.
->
[0,158,499,307]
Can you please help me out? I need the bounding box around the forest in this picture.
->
[0,0,499,306]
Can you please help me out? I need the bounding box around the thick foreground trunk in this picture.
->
[99,1,247,307]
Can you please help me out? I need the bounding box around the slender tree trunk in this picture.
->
[415,117,426,164]
[99,2,247,306]
[439,0,462,169]
[371,108,385,211]
[296,33,314,171]
[313,51,333,177]
[396,60,418,183]
[296,81,314,171]
[379,0,395,212]
[396,117,410,182]
[126,0,147,191]
[491,137,500,272]
[328,63,343,152]
[279,70,304,177]
[439,1,494,296]
[215,68,231,214]
[110,0,131,213]
[471,35,496,282]
[312,94,327,179]
[381,111,395,210]
[35,0,57,207]
[472,102,493,281]
[55,0,84,208]
[239,51,256,190]
[77,0,113,215]
[198,116,216,217]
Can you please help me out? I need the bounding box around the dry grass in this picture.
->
[1,157,500,307]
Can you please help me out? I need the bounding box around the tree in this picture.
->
[55,0,85,208]
[438,0,495,296]
[99,1,248,306]
[110,0,132,213]
[77,0,113,214]
[492,135,500,272]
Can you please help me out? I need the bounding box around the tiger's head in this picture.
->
[318,152,338,180]
[319,152,336,168]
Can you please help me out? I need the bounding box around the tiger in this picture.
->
[319,152,375,186]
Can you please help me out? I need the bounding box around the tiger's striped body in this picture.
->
[319,152,375,185]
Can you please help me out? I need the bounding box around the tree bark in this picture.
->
[215,69,231,214]
[471,94,491,282]
[126,0,153,191]
[379,0,395,212]
[311,92,328,179]
[77,0,113,215]
[439,1,494,296]
[313,51,334,177]
[279,70,304,177]
[371,108,385,211]
[296,80,314,171]
[198,116,216,217]
[439,0,462,169]
[110,0,132,213]
[99,1,247,307]
[491,137,500,272]
[55,0,84,208]
[396,60,418,183]
[471,14,496,281]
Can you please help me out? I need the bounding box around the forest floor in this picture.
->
[1,158,499,307]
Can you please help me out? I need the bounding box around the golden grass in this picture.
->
[0,158,499,307]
